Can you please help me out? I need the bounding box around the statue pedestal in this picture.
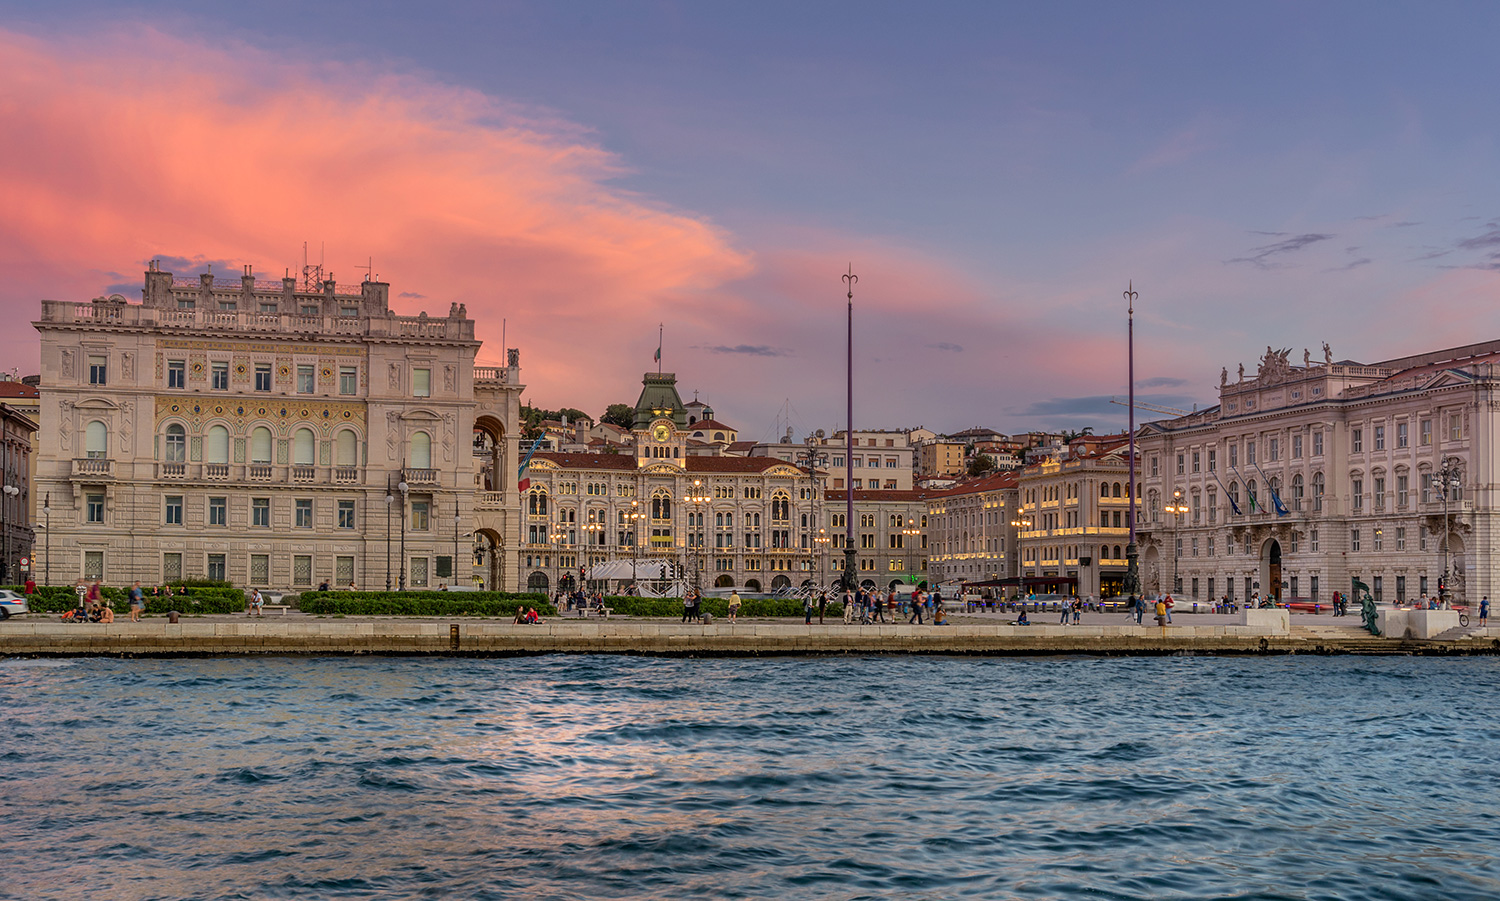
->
[1377,608,1461,639]
[1238,608,1289,634]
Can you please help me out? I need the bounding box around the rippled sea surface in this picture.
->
[3,656,1499,900]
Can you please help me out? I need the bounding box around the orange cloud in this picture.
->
[0,26,752,403]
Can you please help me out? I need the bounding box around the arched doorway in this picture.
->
[473,415,505,493]
[771,574,791,591]
[1261,539,1283,601]
[474,527,503,590]
[715,574,735,588]
[860,579,876,590]
[888,579,903,590]
[527,571,549,593]
[744,579,762,593]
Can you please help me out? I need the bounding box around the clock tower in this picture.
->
[631,371,688,467]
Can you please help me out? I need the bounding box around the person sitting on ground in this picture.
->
[1015,610,1030,626]
[98,602,115,624]
[513,607,526,624]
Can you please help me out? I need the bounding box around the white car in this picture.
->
[0,589,28,619]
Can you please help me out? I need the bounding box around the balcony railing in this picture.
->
[403,467,439,485]
[291,465,317,482]
[248,464,273,480]
[332,466,360,484]
[71,458,114,478]
[204,463,230,480]
[159,462,186,478]
[476,491,505,510]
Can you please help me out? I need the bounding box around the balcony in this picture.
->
[476,491,505,510]
[403,467,439,485]
[71,458,114,479]
[291,465,317,482]
[204,463,230,480]
[248,464,274,481]
[159,462,186,479]
[332,466,360,484]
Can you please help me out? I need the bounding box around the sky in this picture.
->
[4,1,1500,440]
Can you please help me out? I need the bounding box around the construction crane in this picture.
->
[1110,397,1193,417]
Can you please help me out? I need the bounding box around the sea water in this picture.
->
[2,655,1497,900]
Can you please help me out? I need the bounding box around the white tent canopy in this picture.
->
[586,559,677,581]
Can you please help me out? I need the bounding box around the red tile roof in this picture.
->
[689,419,736,432]
[0,382,39,399]
[686,456,808,474]
[532,452,637,471]
[824,488,944,502]
[930,471,1018,497]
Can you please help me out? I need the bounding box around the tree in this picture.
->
[967,453,997,477]
[1061,427,1095,442]
[601,403,634,429]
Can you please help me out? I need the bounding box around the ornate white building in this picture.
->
[1137,342,1500,605]
[34,263,525,591]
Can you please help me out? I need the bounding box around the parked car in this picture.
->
[0,589,29,619]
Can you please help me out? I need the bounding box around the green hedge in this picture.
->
[8,585,247,615]
[298,591,554,617]
[597,595,845,618]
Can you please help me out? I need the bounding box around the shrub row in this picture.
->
[596,596,845,618]
[298,591,553,617]
[7,585,248,615]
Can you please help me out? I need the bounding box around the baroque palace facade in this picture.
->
[513,372,934,595]
[34,264,525,591]
[1136,342,1500,606]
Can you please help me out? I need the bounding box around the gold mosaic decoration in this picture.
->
[154,396,366,433]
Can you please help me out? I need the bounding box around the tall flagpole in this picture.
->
[657,323,663,374]
[843,265,858,593]
[1124,282,1141,608]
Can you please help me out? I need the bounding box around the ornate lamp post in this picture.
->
[453,511,461,588]
[42,493,50,586]
[583,519,603,589]
[683,479,710,595]
[1164,488,1189,595]
[384,483,394,591]
[902,518,921,583]
[629,499,643,592]
[798,441,829,588]
[0,483,15,584]
[1123,282,1142,612]
[1436,456,1463,604]
[1010,509,1033,601]
[397,479,410,591]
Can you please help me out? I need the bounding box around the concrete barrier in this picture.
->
[1238,608,1290,634]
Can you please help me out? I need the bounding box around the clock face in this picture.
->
[652,423,671,442]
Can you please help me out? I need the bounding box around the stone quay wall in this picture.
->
[3,620,1499,657]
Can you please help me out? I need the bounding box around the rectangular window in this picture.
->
[1310,529,1319,552]
[1246,441,1256,465]
[1351,529,1360,552]
[1352,479,1363,511]
[293,555,313,586]
[1191,452,1200,473]
[1420,419,1432,446]
[1449,414,1462,441]
[1313,431,1324,456]
[1373,477,1385,510]
[336,556,355,584]
[167,360,186,388]
[295,498,313,529]
[1396,527,1406,550]
[1373,528,1384,551]
[297,364,315,394]
[340,305,359,318]
[260,302,278,314]
[251,554,270,584]
[211,361,229,390]
[1352,428,1363,453]
[163,552,182,583]
[411,557,429,587]
[1420,575,1429,596]
[88,355,107,385]
[254,363,272,391]
[165,495,183,525]
[338,500,356,529]
[219,301,236,312]
[339,366,357,395]
[1208,449,1216,472]
[1268,438,1279,462]
[1229,445,1238,468]
[1290,575,1298,597]
[87,493,105,523]
[413,368,431,397]
[1292,435,1302,459]
[436,556,453,579]
[1176,454,1184,475]
[1373,576,1384,602]
[300,304,318,316]
[1421,473,1432,504]
[1397,475,1408,507]
[207,553,226,581]
[411,500,430,531]
[1374,425,1385,451]
[1151,456,1160,477]
[1396,575,1406,603]
[252,497,270,527]
[83,550,104,580]
[1207,537,1215,556]
[208,496,226,526]
[1397,421,1409,448]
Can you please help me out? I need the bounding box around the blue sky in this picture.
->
[3,2,1499,438]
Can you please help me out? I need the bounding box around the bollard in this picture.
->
[168,610,180,624]
[450,623,460,651]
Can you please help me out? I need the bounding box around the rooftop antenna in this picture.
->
[300,242,325,291]
[358,256,373,284]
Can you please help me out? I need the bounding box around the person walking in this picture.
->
[804,592,816,625]
[1480,596,1490,627]
[682,593,694,623]
[727,589,742,623]
[1163,593,1174,624]
[818,589,827,624]
[1059,598,1070,624]
[908,589,925,624]
[127,581,145,622]
[1133,594,1146,625]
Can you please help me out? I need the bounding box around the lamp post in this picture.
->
[385,485,394,591]
[1010,510,1033,601]
[397,479,409,591]
[683,479,710,595]
[453,510,461,588]
[797,441,829,588]
[903,518,920,584]
[1164,488,1189,595]
[0,483,16,584]
[842,265,857,592]
[42,493,50,586]
[629,499,642,593]
[583,520,603,589]
[1436,456,1463,604]
[1123,282,1141,613]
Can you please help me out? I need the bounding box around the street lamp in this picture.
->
[453,510,461,588]
[902,518,921,584]
[397,479,409,591]
[1436,456,1463,604]
[583,519,603,589]
[385,486,394,591]
[629,499,643,593]
[0,483,15,584]
[42,493,50,586]
[1164,488,1189,595]
[1010,510,1033,602]
[683,479,711,595]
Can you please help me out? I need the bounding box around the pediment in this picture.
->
[641,462,685,475]
[1422,370,1474,390]
[74,397,120,410]
[765,464,804,478]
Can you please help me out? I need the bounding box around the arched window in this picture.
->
[1101,544,1110,560]
[1113,482,1123,498]
[1114,545,1122,559]
[1228,481,1239,510]
[410,432,431,469]
[250,426,272,464]
[1312,472,1325,512]
[527,490,549,516]
[1247,480,1259,511]
[652,493,671,520]
[771,492,790,522]
[1291,474,1304,511]
[1100,483,1109,498]
[164,424,186,462]
[336,429,358,467]
[206,425,229,464]
[293,428,316,466]
[86,421,108,459]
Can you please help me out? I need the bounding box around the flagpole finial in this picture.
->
[844,264,858,302]
[1124,281,1137,316]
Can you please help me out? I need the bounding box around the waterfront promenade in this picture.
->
[2,612,1497,656]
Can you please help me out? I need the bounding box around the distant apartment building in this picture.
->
[917,440,965,477]
[751,429,914,491]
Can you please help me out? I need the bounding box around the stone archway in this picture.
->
[473,415,505,492]
[473,527,504,590]
[715,574,735,588]
[1261,538,1283,601]
[527,570,549,593]
[771,574,791,591]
